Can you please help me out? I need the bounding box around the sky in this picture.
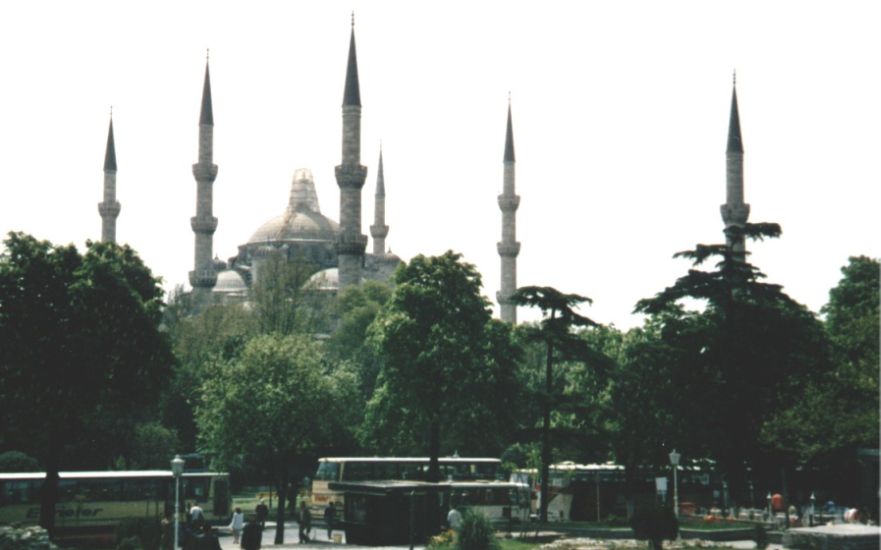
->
[0,1,878,329]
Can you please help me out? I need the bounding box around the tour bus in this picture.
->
[310,456,502,519]
[443,480,531,525]
[0,470,230,540]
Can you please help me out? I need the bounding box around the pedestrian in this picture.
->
[446,503,463,532]
[196,524,222,550]
[190,501,205,527]
[229,506,245,543]
[324,502,337,540]
[241,515,262,550]
[160,511,173,550]
[298,501,312,542]
[255,499,269,530]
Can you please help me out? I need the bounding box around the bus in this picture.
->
[0,470,231,540]
[443,481,530,525]
[310,456,502,519]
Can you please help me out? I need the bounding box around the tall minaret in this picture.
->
[370,147,388,256]
[98,114,120,243]
[497,98,521,324]
[335,17,368,289]
[189,57,219,305]
[720,74,750,261]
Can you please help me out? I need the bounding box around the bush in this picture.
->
[630,504,679,550]
[115,517,161,550]
[457,511,499,550]
[0,525,57,550]
[0,451,40,472]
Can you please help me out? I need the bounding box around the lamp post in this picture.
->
[809,492,816,527]
[766,492,772,522]
[171,455,185,549]
[668,449,680,518]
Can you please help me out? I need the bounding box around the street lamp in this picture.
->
[668,449,680,518]
[766,492,772,522]
[809,492,816,527]
[171,455,185,549]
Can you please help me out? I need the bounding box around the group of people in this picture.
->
[297,500,337,543]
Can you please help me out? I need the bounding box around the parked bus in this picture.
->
[443,481,530,525]
[310,456,501,519]
[0,470,230,540]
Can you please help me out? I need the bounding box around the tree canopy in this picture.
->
[365,251,521,480]
[0,232,172,531]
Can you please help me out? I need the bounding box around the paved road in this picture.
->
[215,521,424,550]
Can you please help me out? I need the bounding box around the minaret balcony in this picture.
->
[496,291,514,305]
[189,269,217,288]
[336,232,368,255]
[370,224,389,239]
[191,216,218,233]
[335,165,368,189]
[98,201,121,218]
[497,242,521,257]
[497,195,521,211]
[720,203,750,225]
[192,163,219,181]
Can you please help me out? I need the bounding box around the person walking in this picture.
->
[241,516,262,550]
[229,507,245,544]
[255,499,269,530]
[446,503,463,532]
[324,502,337,540]
[298,501,312,542]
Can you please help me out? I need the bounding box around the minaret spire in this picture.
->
[370,146,389,255]
[98,113,121,243]
[497,97,521,324]
[335,19,368,288]
[189,58,219,306]
[720,75,750,261]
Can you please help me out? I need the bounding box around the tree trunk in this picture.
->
[274,480,286,544]
[427,418,441,483]
[539,334,554,523]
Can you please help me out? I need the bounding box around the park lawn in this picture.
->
[431,539,541,550]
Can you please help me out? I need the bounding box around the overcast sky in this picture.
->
[0,1,878,329]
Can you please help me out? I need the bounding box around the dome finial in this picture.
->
[206,48,210,62]
[351,11,355,28]
[732,69,736,87]
[109,105,113,119]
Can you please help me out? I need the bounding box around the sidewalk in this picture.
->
[216,521,424,550]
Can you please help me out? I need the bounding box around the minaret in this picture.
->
[335,16,368,288]
[370,147,388,256]
[497,98,521,324]
[98,114,120,243]
[189,57,219,305]
[720,74,750,261]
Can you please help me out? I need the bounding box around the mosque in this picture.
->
[97,20,749,326]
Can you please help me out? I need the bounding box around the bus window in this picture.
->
[83,479,122,501]
[122,479,158,501]
[183,478,209,500]
[213,478,230,517]
[315,462,340,481]
[1,480,36,505]
[342,462,373,481]
[400,464,421,480]
[373,463,399,480]
[57,480,79,502]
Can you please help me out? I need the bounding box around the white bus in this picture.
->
[310,456,501,519]
[0,470,230,541]
[443,481,531,525]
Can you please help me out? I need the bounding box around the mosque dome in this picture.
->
[247,168,340,244]
[214,269,248,293]
[306,267,339,292]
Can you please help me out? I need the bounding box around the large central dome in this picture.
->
[247,168,339,244]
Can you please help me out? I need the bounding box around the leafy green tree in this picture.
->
[365,251,521,479]
[161,299,255,451]
[760,257,879,467]
[251,252,323,335]
[634,224,832,498]
[128,422,180,470]
[0,233,172,533]
[197,334,356,544]
[0,451,40,472]
[511,286,599,522]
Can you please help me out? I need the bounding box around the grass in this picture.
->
[429,539,542,550]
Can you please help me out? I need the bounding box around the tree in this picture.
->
[366,251,520,480]
[197,334,356,544]
[511,286,598,523]
[0,233,172,533]
[634,224,832,499]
